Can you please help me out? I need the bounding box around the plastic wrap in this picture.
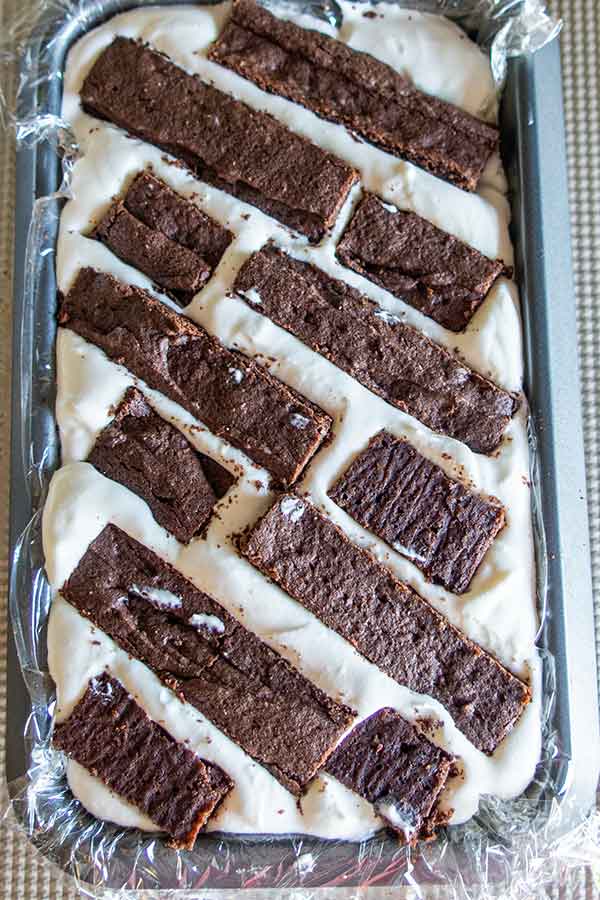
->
[2,0,599,896]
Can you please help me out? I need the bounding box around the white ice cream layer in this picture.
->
[45,0,540,840]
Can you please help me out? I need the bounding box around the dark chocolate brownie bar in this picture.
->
[208,0,498,191]
[88,387,235,543]
[233,245,518,454]
[328,431,506,593]
[92,204,211,306]
[60,524,355,795]
[81,37,358,243]
[125,171,233,271]
[325,708,453,843]
[53,672,233,849]
[92,172,233,306]
[336,194,508,331]
[241,496,531,754]
[59,268,331,485]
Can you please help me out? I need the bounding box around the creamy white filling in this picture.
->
[375,800,418,838]
[131,584,183,610]
[45,1,541,840]
[189,612,226,634]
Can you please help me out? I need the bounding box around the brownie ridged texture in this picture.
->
[328,430,506,593]
[92,171,234,307]
[241,495,531,754]
[60,524,355,795]
[88,387,235,543]
[53,672,233,849]
[208,0,498,191]
[336,194,508,331]
[80,37,358,243]
[59,268,331,486]
[233,244,517,455]
[325,708,453,844]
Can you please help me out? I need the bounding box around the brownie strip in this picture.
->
[92,171,234,307]
[241,495,531,754]
[325,708,453,844]
[59,268,331,486]
[328,431,506,594]
[92,204,211,306]
[53,672,233,849]
[60,524,355,795]
[336,194,508,331]
[208,0,498,191]
[124,171,234,272]
[233,245,517,454]
[88,387,235,543]
[81,37,358,243]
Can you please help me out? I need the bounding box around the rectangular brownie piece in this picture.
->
[59,268,331,486]
[60,524,355,795]
[325,708,453,844]
[336,194,508,331]
[124,171,233,271]
[53,672,233,849]
[92,172,234,307]
[80,37,358,243]
[328,430,506,594]
[88,387,236,543]
[233,245,518,454]
[92,204,212,306]
[208,0,498,191]
[241,495,531,754]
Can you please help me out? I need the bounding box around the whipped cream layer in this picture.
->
[44,1,541,840]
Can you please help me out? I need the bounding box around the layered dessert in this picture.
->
[43,0,541,844]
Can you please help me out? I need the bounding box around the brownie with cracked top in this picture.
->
[53,672,233,849]
[60,524,356,795]
[92,171,233,306]
[209,0,498,191]
[59,268,331,486]
[88,387,235,543]
[241,495,531,754]
[336,194,510,331]
[233,244,518,455]
[81,37,358,243]
[328,430,506,593]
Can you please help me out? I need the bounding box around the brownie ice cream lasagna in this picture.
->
[43,0,540,845]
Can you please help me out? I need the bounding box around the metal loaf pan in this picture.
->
[6,0,600,891]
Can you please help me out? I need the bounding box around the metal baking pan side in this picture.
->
[6,1,599,890]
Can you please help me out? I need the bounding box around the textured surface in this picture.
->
[242,494,530,753]
[61,523,355,796]
[234,243,518,454]
[328,430,505,594]
[81,36,358,242]
[60,267,332,485]
[88,386,235,543]
[325,707,453,842]
[53,673,233,849]
[92,170,233,306]
[0,0,599,897]
[208,0,499,191]
[336,193,507,331]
